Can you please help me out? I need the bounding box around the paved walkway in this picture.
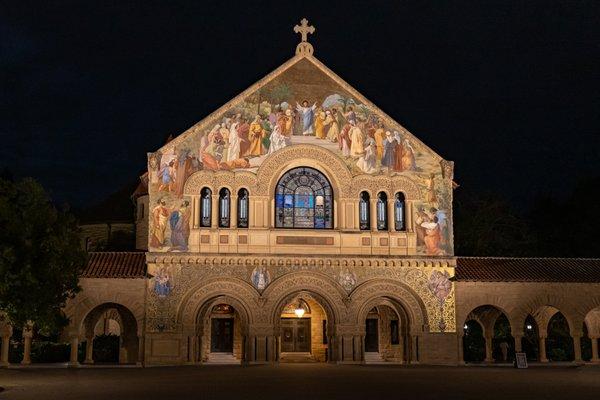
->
[1,364,599,400]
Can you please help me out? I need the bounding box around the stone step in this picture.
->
[280,352,316,363]
[205,352,241,365]
[364,352,386,364]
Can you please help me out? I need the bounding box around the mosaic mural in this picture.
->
[147,57,453,255]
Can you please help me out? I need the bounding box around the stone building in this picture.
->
[2,20,599,368]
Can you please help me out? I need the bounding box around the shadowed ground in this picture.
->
[1,364,599,400]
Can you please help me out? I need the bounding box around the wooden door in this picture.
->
[211,318,234,353]
[281,318,311,352]
[365,318,379,352]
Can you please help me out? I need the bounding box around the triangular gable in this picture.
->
[152,53,447,163]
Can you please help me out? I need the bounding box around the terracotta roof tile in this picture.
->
[81,252,147,279]
[456,257,600,283]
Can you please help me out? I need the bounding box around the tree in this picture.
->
[0,177,86,332]
[265,84,292,109]
[454,190,536,256]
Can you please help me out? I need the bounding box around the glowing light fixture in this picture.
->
[294,301,306,318]
[526,324,533,331]
[463,323,468,330]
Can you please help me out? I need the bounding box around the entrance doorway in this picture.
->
[281,318,311,352]
[210,318,234,353]
[365,318,379,352]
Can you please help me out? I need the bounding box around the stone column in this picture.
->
[338,200,345,230]
[387,199,395,232]
[211,194,219,228]
[68,335,80,367]
[513,333,523,353]
[410,335,419,364]
[84,336,94,364]
[1,330,11,368]
[193,197,200,228]
[539,335,548,362]
[230,194,238,228]
[370,198,378,232]
[484,335,493,363]
[137,335,145,366]
[406,201,414,232]
[457,333,465,365]
[353,335,363,362]
[21,325,33,365]
[573,334,582,363]
[590,336,599,363]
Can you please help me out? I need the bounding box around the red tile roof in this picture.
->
[81,253,600,282]
[81,252,147,279]
[456,257,600,283]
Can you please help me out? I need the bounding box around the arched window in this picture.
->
[218,188,230,228]
[275,167,333,229]
[359,191,370,231]
[394,192,406,231]
[376,192,388,231]
[237,188,249,228]
[200,187,212,227]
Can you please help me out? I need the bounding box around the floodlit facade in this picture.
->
[3,20,599,368]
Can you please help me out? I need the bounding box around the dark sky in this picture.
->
[2,1,599,208]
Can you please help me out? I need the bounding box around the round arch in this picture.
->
[257,144,352,198]
[262,272,346,363]
[177,277,259,328]
[194,295,251,363]
[80,302,140,364]
[262,271,347,325]
[349,279,428,331]
[520,296,582,336]
[462,304,515,364]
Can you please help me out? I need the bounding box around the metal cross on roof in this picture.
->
[293,18,315,56]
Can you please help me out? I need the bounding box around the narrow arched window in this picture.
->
[377,192,388,231]
[359,191,370,231]
[237,188,249,228]
[394,192,406,231]
[275,167,333,229]
[200,187,212,227]
[219,188,230,228]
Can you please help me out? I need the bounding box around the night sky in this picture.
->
[2,1,599,209]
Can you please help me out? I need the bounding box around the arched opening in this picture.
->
[218,188,231,228]
[359,191,370,230]
[200,187,212,227]
[82,303,139,365]
[394,192,406,231]
[522,315,540,361]
[491,314,514,362]
[237,188,249,228]
[196,299,248,365]
[463,305,514,364]
[274,167,333,229]
[363,303,409,364]
[274,291,335,363]
[546,311,574,361]
[91,311,121,363]
[376,192,388,231]
[463,319,485,363]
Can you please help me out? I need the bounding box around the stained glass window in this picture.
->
[200,187,212,227]
[377,192,388,231]
[394,192,406,231]
[219,188,230,228]
[359,191,370,231]
[237,188,249,228]
[275,167,333,229]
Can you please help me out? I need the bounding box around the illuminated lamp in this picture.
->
[294,301,306,318]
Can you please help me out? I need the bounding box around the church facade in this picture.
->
[20,21,600,368]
